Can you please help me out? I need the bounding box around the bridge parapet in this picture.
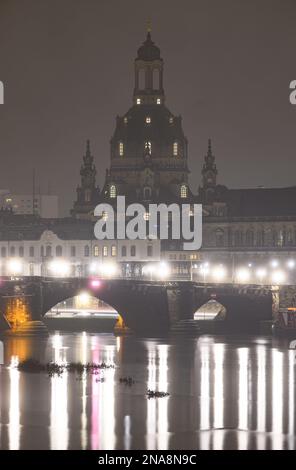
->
[0,277,281,333]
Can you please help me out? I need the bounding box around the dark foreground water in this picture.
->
[0,331,295,450]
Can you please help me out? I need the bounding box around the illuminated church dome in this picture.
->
[104,30,191,204]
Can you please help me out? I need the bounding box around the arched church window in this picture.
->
[111,245,117,257]
[145,141,152,155]
[180,185,187,199]
[94,245,99,257]
[119,142,124,156]
[143,187,152,200]
[84,245,90,257]
[110,185,116,198]
[152,68,160,89]
[138,68,145,90]
[19,246,24,257]
[173,142,178,156]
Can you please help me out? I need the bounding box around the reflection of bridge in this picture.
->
[0,276,295,334]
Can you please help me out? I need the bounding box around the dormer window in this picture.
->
[119,142,124,156]
[137,98,141,105]
[173,142,178,156]
[180,184,188,199]
[145,141,152,155]
[124,117,128,124]
[156,98,161,104]
[169,116,174,124]
[146,116,151,124]
[110,185,116,198]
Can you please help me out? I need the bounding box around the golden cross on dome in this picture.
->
[146,19,152,33]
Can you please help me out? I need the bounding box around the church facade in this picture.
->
[71,30,296,281]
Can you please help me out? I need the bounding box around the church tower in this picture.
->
[101,28,192,205]
[202,139,218,190]
[72,140,100,219]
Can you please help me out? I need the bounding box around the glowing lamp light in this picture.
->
[212,265,226,282]
[158,262,170,279]
[287,260,295,269]
[236,268,250,283]
[77,291,91,307]
[7,258,23,276]
[98,262,118,277]
[271,270,286,285]
[256,268,267,281]
[90,279,101,289]
[271,260,279,268]
[48,259,70,277]
[143,263,156,275]
[89,262,99,274]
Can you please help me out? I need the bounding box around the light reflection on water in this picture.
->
[0,332,295,450]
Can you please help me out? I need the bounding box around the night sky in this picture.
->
[0,0,295,215]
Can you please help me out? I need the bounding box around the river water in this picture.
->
[0,331,295,450]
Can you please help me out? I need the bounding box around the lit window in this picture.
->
[173,142,178,156]
[124,116,128,124]
[111,245,116,257]
[110,185,116,198]
[145,141,152,155]
[146,116,151,124]
[94,245,99,257]
[103,246,108,257]
[157,98,161,104]
[180,185,187,198]
[119,142,124,156]
[169,116,173,124]
[144,212,150,221]
[137,98,141,104]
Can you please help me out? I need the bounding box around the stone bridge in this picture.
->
[0,276,294,334]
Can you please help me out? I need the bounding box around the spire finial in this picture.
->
[146,19,152,33]
[208,138,212,155]
[86,139,91,155]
